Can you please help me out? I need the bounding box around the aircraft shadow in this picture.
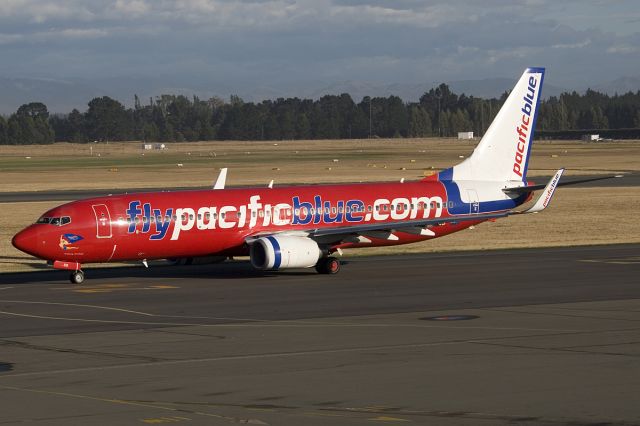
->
[0,260,339,285]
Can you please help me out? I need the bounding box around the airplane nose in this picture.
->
[12,227,40,257]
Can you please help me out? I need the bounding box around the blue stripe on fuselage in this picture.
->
[437,167,527,214]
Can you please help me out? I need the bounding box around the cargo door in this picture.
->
[92,204,112,238]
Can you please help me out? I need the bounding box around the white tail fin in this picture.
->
[452,67,545,182]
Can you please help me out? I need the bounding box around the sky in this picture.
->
[1,0,639,97]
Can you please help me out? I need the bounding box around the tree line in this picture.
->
[1,85,639,145]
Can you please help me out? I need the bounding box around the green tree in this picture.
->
[0,115,7,144]
[408,105,432,137]
[295,113,311,139]
[17,102,49,120]
[7,103,54,144]
[85,96,132,141]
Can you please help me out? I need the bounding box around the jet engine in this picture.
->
[250,235,322,270]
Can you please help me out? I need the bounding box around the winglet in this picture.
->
[522,168,564,213]
[213,168,228,190]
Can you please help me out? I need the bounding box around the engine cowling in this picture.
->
[250,235,321,270]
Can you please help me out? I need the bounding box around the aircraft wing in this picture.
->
[246,211,509,246]
[308,212,507,241]
[246,170,568,245]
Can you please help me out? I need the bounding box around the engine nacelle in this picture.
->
[250,235,321,270]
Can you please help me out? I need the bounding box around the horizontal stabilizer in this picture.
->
[503,173,623,194]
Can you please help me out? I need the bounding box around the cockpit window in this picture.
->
[37,216,71,226]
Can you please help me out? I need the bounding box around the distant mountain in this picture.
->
[0,77,103,115]
[593,75,640,95]
[448,78,567,100]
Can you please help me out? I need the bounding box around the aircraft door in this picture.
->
[467,190,480,214]
[92,204,112,238]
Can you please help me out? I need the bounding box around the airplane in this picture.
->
[11,67,619,284]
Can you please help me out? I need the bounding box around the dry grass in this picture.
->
[1,138,638,274]
[0,139,637,192]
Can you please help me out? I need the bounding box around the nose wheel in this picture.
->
[70,270,85,284]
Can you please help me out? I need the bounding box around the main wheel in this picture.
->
[70,270,85,284]
[315,257,341,275]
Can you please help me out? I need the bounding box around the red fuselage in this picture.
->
[13,180,477,264]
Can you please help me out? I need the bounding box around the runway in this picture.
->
[0,244,639,425]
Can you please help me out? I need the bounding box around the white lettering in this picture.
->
[171,207,195,240]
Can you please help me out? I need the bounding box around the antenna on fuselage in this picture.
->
[268,179,274,189]
[213,168,228,189]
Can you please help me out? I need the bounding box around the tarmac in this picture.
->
[1,244,639,425]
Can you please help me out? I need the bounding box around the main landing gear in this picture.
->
[315,257,341,275]
[70,270,85,284]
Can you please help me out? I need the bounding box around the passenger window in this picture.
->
[189,214,194,220]
[221,212,226,219]
[135,217,140,224]
[143,216,148,223]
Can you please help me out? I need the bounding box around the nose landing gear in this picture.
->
[70,270,85,284]
[52,260,85,284]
